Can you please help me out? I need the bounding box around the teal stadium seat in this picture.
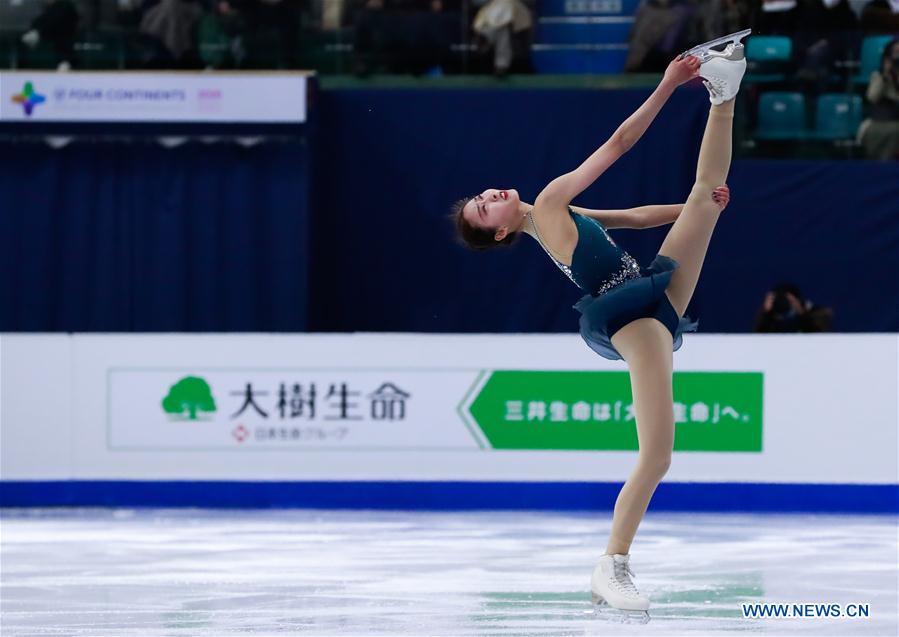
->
[198,14,229,69]
[746,36,792,82]
[16,40,58,69]
[813,93,863,140]
[854,35,893,85]
[756,92,806,140]
[0,31,16,68]
[747,36,792,62]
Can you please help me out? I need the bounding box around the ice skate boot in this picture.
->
[695,41,747,105]
[590,553,651,624]
[678,28,751,63]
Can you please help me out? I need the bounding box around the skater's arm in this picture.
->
[570,204,683,229]
[636,204,683,228]
[535,56,701,209]
[572,186,728,229]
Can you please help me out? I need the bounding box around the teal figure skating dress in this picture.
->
[530,207,698,361]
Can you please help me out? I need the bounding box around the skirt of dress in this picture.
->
[572,254,699,361]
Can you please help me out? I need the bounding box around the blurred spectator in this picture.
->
[792,0,859,85]
[213,0,307,68]
[416,0,460,74]
[321,0,349,29]
[719,0,754,34]
[140,0,204,67]
[625,0,695,73]
[689,0,753,44]
[472,0,533,76]
[352,0,456,75]
[353,0,393,74]
[860,0,899,33]
[858,37,899,160]
[20,0,80,70]
[754,283,833,332]
[752,0,800,34]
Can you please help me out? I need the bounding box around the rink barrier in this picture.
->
[1,481,896,513]
[2,333,897,513]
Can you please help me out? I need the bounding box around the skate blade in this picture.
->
[678,28,752,62]
[590,593,651,624]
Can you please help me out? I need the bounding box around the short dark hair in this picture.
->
[448,196,520,251]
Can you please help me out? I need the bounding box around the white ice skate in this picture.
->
[680,30,750,105]
[678,28,751,63]
[696,42,747,105]
[590,553,651,624]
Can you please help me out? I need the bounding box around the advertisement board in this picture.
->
[2,333,895,488]
[0,72,308,123]
[105,367,763,452]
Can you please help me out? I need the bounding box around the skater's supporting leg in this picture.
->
[606,318,675,555]
[657,98,734,317]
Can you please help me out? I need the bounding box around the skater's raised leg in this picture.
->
[658,46,744,317]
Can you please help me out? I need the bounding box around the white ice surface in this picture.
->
[1,509,896,636]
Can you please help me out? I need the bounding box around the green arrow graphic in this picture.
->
[460,370,763,452]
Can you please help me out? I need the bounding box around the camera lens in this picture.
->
[772,294,790,314]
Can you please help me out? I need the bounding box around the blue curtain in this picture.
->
[691,159,899,332]
[311,86,899,333]
[309,86,708,333]
[1,141,309,331]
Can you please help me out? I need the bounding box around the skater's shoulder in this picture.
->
[528,201,579,263]
[529,201,578,233]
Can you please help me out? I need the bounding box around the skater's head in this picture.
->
[450,188,523,251]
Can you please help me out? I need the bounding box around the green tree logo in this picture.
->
[161,376,217,421]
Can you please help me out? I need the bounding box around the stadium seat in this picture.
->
[813,93,863,140]
[532,0,635,75]
[531,45,627,74]
[747,36,792,62]
[75,31,124,69]
[854,35,893,85]
[755,92,806,140]
[0,31,12,68]
[242,27,287,69]
[198,15,229,69]
[296,27,353,75]
[535,20,632,45]
[16,40,58,69]
[745,36,792,83]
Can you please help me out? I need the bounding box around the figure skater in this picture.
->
[450,33,749,621]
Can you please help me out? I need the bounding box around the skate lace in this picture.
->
[613,560,639,596]
[707,77,726,94]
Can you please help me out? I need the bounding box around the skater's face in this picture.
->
[462,188,520,240]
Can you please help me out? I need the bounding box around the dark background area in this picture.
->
[3,84,898,333]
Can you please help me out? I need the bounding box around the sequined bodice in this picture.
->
[530,208,642,295]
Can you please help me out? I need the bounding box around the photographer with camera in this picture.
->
[754,282,833,332]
